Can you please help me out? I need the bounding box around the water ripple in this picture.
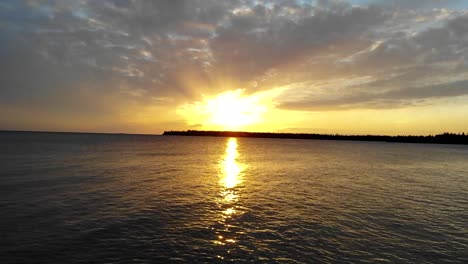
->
[0,133,467,263]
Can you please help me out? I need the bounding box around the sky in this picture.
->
[1,0,468,135]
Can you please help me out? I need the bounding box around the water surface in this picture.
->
[1,132,467,263]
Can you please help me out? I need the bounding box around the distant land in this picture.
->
[163,130,468,145]
[1,130,467,145]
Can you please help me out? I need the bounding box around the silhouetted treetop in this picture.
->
[163,130,468,145]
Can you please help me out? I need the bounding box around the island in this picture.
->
[163,130,468,145]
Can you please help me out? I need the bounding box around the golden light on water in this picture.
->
[221,138,242,188]
[215,137,245,248]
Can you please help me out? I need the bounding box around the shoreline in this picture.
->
[1,129,467,145]
[163,130,468,145]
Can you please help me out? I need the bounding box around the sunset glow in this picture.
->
[178,89,274,131]
[205,90,266,129]
[1,0,468,135]
[2,1,468,262]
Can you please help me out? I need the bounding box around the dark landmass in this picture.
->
[1,130,466,145]
[163,130,468,145]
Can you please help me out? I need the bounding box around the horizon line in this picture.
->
[1,129,467,137]
[0,129,159,136]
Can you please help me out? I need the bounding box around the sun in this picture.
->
[204,90,267,129]
[178,89,269,130]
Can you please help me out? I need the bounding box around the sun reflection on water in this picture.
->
[221,138,242,189]
[215,137,245,250]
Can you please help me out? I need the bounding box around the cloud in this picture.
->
[210,2,387,81]
[0,0,467,132]
[278,78,468,111]
[277,10,468,111]
[371,0,466,9]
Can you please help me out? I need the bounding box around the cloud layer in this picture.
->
[1,0,467,132]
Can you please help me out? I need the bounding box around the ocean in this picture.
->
[1,131,467,263]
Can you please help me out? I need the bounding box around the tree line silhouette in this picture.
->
[163,130,468,145]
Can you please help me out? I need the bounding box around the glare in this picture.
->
[223,208,235,216]
[207,89,267,129]
[198,89,267,130]
[216,137,245,249]
[221,138,242,188]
